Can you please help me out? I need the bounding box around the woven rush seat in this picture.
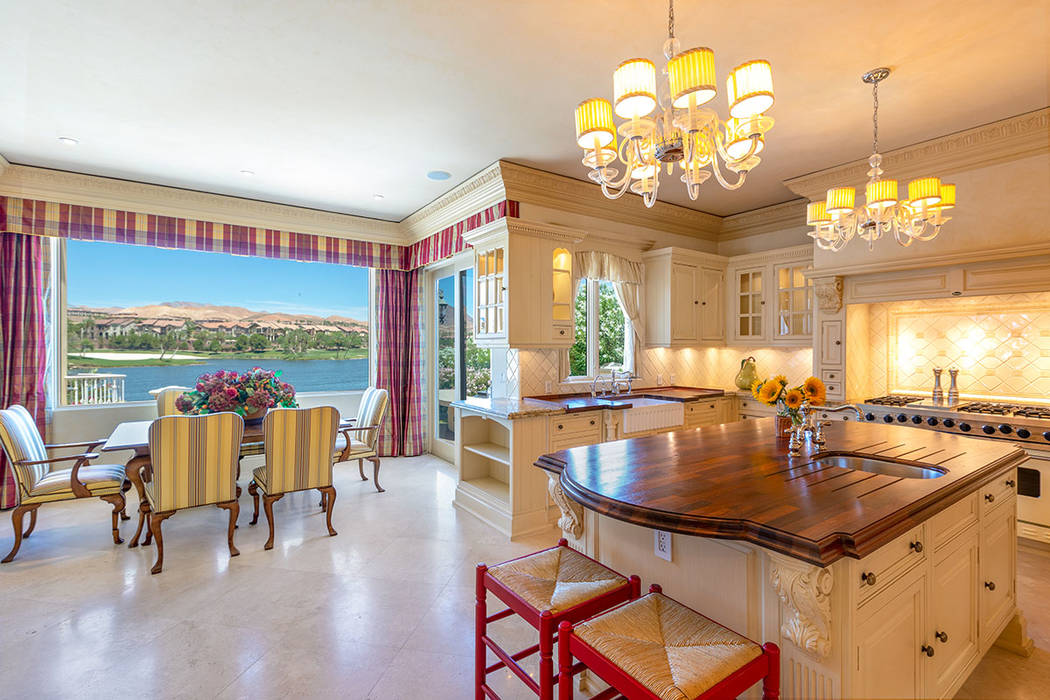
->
[487,544,628,614]
[575,593,761,700]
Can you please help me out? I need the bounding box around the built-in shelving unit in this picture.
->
[459,415,511,508]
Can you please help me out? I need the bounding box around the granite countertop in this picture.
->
[529,386,728,413]
[451,396,565,420]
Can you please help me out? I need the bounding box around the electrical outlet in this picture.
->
[669,373,676,385]
[657,373,664,386]
[545,381,552,393]
[654,530,672,562]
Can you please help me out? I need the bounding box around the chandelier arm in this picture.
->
[709,153,748,190]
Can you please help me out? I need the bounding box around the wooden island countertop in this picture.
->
[536,418,1026,566]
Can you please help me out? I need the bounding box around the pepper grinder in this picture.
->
[932,367,944,404]
[947,368,959,405]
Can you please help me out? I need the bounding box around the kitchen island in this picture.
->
[536,418,1033,699]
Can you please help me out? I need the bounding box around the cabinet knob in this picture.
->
[559,330,565,335]
[701,301,707,306]
[694,300,699,305]
[921,644,935,658]
[909,541,924,553]
[861,571,877,586]
[985,493,995,503]
[557,424,564,430]
[834,340,841,345]
[1006,479,1016,488]
[935,631,948,643]
[589,420,595,426]
[985,580,996,591]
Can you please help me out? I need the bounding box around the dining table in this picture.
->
[101,415,356,547]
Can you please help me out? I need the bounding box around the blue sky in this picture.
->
[68,240,370,321]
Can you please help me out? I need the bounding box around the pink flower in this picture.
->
[196,382,205,391]
[225,387,238,398]
[215,370,226,379]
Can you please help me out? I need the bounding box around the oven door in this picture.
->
[1018,447,1050,541]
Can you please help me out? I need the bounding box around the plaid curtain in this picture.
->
[375,268,424,457]
[0,233,48,508]
[401,201,518,269]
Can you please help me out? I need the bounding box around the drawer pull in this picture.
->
[985,580,996,591]
[921,644,935,658]
[559,329,566,336]
[1006,479,1016,488]
[834,340,841,345]
[589,420,595,426]
[935,631,948,643]
[985,493,995,503]
[557,424,564,430]
[909,541,924,553]
[861,571,877,586]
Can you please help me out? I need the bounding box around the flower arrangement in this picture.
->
[750,374,827,426]
[175,367,297,420]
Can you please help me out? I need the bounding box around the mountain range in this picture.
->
[69,301,367,331]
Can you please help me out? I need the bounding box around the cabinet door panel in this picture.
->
[930,531,980,697]
[820,319,843,366]
[856,573,926,699]
[671,263,699,342]
[699,267,724,341]
[979,500,1017,645]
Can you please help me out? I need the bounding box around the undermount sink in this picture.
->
[813,454,946,479]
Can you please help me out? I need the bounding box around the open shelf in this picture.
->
[463,442,510,465]
[461,476,510,505]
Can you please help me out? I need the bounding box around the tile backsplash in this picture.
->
[855,292,1050,401]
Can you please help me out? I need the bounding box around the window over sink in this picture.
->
[566,279,632,379]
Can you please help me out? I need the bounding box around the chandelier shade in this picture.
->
[907,177,942,207]
[725,121,764,161]
[806,201,831,225]
[826,186,856,214]
[727,60,774,118]
[936,183,956,209]
[668,47,717,108]
[575,98,616,148]
[866,179,898,206]
[613,58,658,119]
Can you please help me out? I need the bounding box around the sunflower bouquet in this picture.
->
[750,374,827,426]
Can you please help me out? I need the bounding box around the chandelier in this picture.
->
[806,68,956,251]
[573,0,775,208]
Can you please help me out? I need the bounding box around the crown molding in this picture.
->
[0,154,9,178]
[0,164,404,245]
[720,199,810,240]
[498,160,722,241]
[400,161,508,243]
[784,108,1050,202]
[728,242,812,268]
[812,240,1050,278]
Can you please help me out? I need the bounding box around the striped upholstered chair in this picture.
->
[248,406,339,550]
[334,387,390,492]
[144,412,244,574]
[0,404,127,563]
[149,385,191,417]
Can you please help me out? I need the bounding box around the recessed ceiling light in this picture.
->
[373,193,385,201]
[57,136,79,146]
[426,170,452,181]
[240,169,255,176]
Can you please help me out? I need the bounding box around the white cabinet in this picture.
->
[929,527,980,698]
[773,262,813,342]
[463,219,585,349]
[856,570,927,700]
[642,248,727,347]
[726,245,813,347]
[732,266,766,342]
[979,498,1017,647]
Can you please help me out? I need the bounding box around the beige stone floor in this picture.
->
[0,453,1047,699]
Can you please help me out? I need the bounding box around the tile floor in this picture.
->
[0,453,1047,699]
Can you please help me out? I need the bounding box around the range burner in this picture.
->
[1014,406,1050,420]
[956,401,1022,416]
[865,395,925,407]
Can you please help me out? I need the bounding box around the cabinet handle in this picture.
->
[557,424,564,430]
[694,300,699,305]
[701,301,707,306]
[559,330,566,335]
[985,581,996,591]
[921,644,935,658]
[835,340,842,345]
[861,571,877,586]
[935,631,948,643]
[828,373,836,379]
[589,420,595,426]
[1006,479,1016,488]
[985,493,995,503]
[909,541,924,553]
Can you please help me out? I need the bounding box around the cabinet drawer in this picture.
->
[550,413,601,447]
[979,468,1017,516]
[737,399,774,417]
[684,401,719,427]
[820,369,844,398]
[858,525,927,603]
[928,492,979,552]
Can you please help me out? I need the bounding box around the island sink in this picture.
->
[811,453,947,479]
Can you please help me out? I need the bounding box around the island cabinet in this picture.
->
[642,247,727,346]
[463,218,585,349]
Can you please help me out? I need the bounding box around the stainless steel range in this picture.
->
[821,394,1050,543]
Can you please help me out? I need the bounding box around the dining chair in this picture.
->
[0,404,128,563]
[149,385,191,417]
[248,406,339,550]
[144,412,243,574]
[333,387,390,492]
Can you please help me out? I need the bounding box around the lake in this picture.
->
[91,358,370,401]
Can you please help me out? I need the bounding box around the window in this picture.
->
[567,279,630,378]
[63,240,371,405]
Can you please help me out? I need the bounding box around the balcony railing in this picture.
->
[66,373,126,405]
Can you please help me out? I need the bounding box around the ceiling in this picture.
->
[2,1,1047,222]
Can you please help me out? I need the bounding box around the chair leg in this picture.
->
[262,493,283,550]
[216,500,240,558]
[539,610,554,700]
[762,642,781,700]
[142,502,154,546]
[558,621,574,699]
[119,479,132,520]
[248,482,260,525]
[321,486,337,536]
[358,458,367,481]
[475,564,488,700]
[99,493,126,545]
[22,506,38,538]
[369,456,384,492]
[2,504,39,563]
[233,485,241,528]
[318,488,327,510]
[148,511,174,574]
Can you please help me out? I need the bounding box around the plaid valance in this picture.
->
[0,196,518,271]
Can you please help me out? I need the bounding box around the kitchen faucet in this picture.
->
[803,403,864,448]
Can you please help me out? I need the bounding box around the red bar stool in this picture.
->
[558,584,781,700]
[475,539,640,700]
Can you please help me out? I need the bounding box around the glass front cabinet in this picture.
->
[463,219,584,349]
[727,245,814,346]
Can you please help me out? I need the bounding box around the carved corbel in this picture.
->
[768,552,833,659]
[812,276,844,313]
[546,474,584,539]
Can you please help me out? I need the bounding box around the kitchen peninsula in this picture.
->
[536,418,1033,699]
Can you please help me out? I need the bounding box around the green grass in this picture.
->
[67,347,368,368]
[68,355,205,368]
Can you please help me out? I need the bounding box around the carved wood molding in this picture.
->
[768,552,834,659]
[401,162,508,242]
[812,276,844,313]
[720,199,810,240]
[547,474,584,539]
[784,108,1050,201]
[0,154,9,178]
